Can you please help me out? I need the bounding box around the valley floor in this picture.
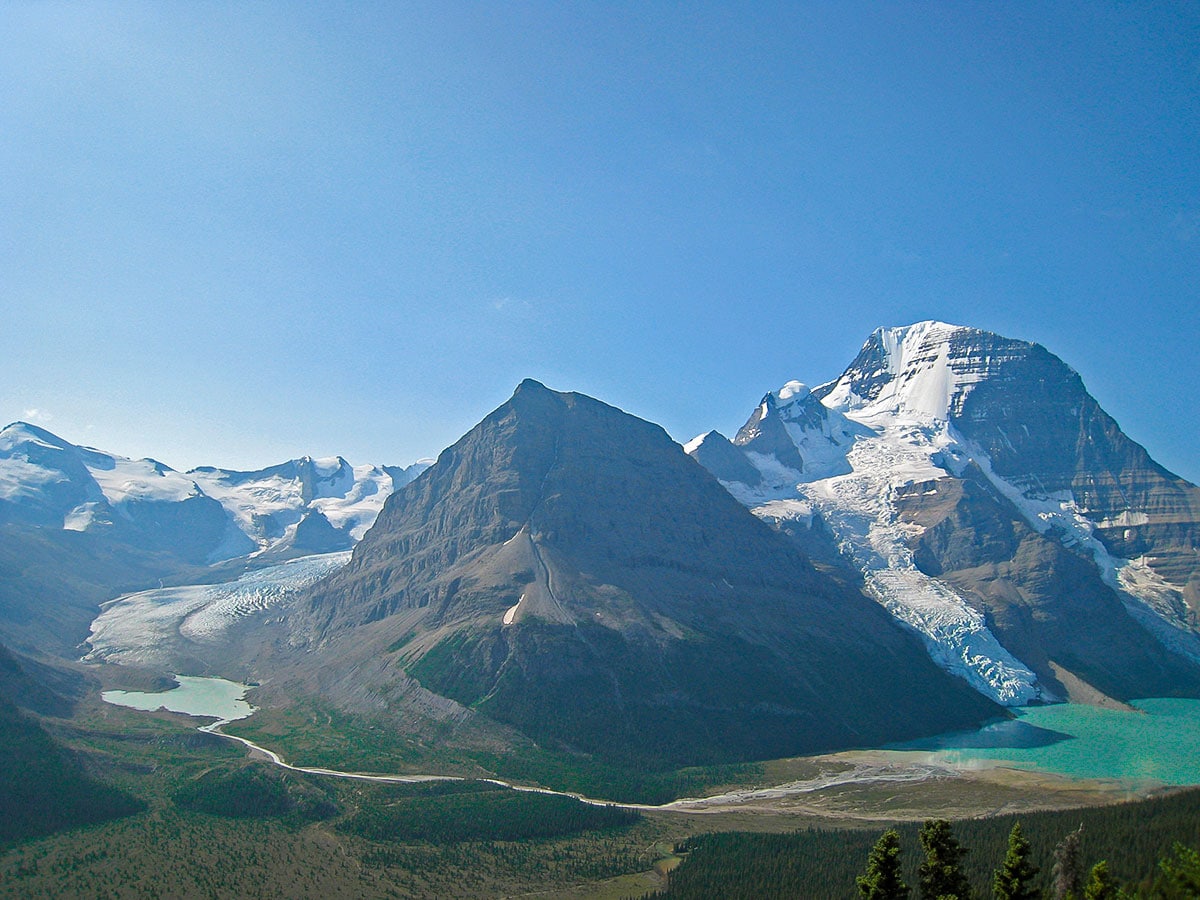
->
[1,685,1181,900]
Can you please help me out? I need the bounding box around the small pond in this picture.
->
[102,675,255,727]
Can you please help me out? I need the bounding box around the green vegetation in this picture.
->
[0,696,656,898]
[338,779,639,843]
[0,699,143,845]
[993,822,1038,900]
[917,818,972,900]
[11,679,1200,899]
[225,694,763,805]
[1084,859,1121,900]
[172,763,338,822]
[406,619,991,776]
[857,829,909,900]
[466,747,762,806]
[1156,843,1200,898]
[649,787,1200,898]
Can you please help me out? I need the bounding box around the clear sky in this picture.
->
[3,2,1198,481]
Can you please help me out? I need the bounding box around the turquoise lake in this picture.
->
[893,698,1200,785]
[102,675,255,727]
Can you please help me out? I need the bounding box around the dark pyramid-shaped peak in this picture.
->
[300,383,997,769]
[513,376,551,394]
[324,379,815,627]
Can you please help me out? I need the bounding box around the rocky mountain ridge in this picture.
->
[291,378,998,768]
[688,321,1200,705]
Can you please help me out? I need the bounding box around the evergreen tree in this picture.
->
[919,819,973,900]
[1053,826,1084,900]
[1082,860,1120,900]
[993,822,1039,900]
[858,829,910,900]
[1155,843,1200,899]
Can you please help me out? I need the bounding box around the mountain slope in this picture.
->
[298,379,997,769]
[0,422,231,563]
[0,421,427,565]
[690,322,1200,705]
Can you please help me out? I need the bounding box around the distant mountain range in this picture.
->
[0,421,429,564]
[4,320,1200,774]
[0,422,426,657]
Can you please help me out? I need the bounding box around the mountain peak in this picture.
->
[0,421,71,451]
[301,381,997,767]
[513,377,553,397]
[817,321,1023,419]
[771,380,812,405]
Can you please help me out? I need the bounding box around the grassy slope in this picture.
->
[223,696,762,805]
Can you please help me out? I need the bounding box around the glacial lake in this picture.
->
[99,681,1200,791]
[102,675,256,727]
[892,698,1200,785]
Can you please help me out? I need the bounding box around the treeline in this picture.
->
[338,780,640,844]
[648,786,1200,898]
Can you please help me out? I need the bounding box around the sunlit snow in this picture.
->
[722,320,1200,702]
[730,323,1046,705]
[86,552,350,668]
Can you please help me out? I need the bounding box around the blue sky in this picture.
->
[3,2,1198,480]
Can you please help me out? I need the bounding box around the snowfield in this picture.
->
[86,552,350,669]
[713,321,1200,704]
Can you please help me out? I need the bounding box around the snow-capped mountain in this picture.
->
[689,321,1200,706]
[0,421,429,564]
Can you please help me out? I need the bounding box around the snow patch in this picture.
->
[752,499,815,529]
[774,380,810,403]
[63,502,105,531]
[88,457,199,506]
[502,593,525,626]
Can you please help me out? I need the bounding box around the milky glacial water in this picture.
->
[894,699,1200,785]
[102,675,255,726]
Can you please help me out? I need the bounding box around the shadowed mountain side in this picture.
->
[0,641,144,844]
[297,380,998,769]
[0,524,201,657]
[895,472,1200,702]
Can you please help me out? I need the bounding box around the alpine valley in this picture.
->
[4,321,1200,898]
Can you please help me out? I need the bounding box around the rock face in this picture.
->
[302,379,997,769]
[690,322,1200,705]
[682,431,763,486]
